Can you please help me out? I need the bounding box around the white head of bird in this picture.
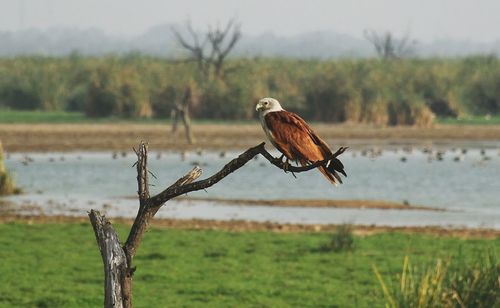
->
[255,97,284,117]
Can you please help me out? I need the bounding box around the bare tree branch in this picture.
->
[171,21,209,77]
[364,29,417,60]
[89,141,347,307]
[209,19,241,77]
[149,143,347,206]
[173,18,241,80]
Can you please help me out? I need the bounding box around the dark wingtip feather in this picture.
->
[327,158,347,178]
[338,169,347,177]
[332,170,343,184]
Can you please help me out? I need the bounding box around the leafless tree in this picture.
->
[172,19,241,80]
[171,21,210,78]
[89,141,347,307]
[364,29,417,60]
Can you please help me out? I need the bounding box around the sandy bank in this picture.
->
[1,123,499,152]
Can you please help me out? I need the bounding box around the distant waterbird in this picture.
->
[180,151,187,161]
[435,151,445,161]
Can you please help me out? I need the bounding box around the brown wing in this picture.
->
[265,110,331,161]
[265,110,346,185]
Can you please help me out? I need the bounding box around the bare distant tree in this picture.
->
[172,19,241,80]
[364,29,417,60]
[206,20,241,78]
[171,21,210,78]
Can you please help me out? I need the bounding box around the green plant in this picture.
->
[373,251,500,308]
[444,252,499,308]
[320,224,355,252]
[374,256,447,308]
[0,141,19,195]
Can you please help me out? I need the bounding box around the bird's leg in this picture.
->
[289,159,298,178]
[282,157,290,173]
[274,154,285,164]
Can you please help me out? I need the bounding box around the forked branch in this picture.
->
[89,141,347,307]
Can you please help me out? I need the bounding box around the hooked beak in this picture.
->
[255,102,263,111]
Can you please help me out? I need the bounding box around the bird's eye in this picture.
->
[264,102,268,105]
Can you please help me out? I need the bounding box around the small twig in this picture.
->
[148,170,157,180]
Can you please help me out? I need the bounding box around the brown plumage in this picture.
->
[256,98,346,185]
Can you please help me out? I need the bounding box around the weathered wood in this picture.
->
[89,141,347,307]
[89,210,128,308]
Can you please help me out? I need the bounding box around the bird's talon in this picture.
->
[282,160,290,173]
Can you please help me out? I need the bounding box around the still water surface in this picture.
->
[3,146,500,228]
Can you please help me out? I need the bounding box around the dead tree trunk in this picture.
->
[88,212,129,307]
[171,87,195,144]
[171,104,195,144]
[89,142,347,307]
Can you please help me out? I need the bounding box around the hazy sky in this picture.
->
[1,0,499,42]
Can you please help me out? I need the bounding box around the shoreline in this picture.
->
[0,214,498,238]
[1,123,500,152]
[176,197,444,211]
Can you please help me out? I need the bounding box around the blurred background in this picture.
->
[0,0,499,124]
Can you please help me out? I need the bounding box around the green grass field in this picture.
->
[2,109,499,126]
[0,222,498,307]
[0,109,158,124]
[0,109,258,125]
[0,110,88,124]
[437,115,500,125]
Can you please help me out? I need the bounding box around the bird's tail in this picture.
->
[300,158,347,186]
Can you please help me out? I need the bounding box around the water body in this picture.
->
[3,145,500,229]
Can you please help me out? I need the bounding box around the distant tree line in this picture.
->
[0,55,499,126]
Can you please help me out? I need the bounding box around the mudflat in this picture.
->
[1,123,499,152]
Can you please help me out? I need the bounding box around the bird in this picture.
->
[255,97,346,185]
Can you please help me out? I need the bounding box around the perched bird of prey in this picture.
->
[256,97,346,185]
